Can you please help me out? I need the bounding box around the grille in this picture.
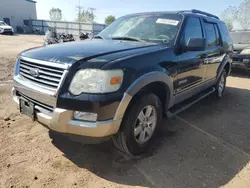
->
[4,29,12,32]
[19,59,65,90]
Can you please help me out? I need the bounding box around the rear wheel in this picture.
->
[214,70,227,98]
[112,93,162,156]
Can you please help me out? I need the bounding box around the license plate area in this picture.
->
[19,98,35,120]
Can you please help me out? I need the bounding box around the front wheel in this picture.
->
[214,70,227,98]
[112,93,162,156]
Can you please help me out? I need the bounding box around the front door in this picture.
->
[175,16,207,93]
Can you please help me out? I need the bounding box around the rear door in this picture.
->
[176,16,207,93]
[202,20,224,80]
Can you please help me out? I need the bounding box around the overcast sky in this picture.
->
[36,0,242,24]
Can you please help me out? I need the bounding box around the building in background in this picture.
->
[0,0,37,32]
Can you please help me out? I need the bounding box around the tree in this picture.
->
[76,6,95,23]
[105,15,116,25]
[49,8,62,21]
[220,6,237,31]
[221,0,250,30]
[236,0,250,30]
[225,21,234,31]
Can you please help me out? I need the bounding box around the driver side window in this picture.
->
[182,17,203,46]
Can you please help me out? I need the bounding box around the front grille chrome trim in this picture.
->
[20,63,64,77]
[20,56,70,70]
[20,72,59,88]
[18,56,70,93]
[20,68,61,83]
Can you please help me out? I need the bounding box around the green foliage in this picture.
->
[105,15,116,25]
[49,8,62,21]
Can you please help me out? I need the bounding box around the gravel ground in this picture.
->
[0,34,44,82]
[0,35,249,188]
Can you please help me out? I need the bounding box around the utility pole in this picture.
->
[76,0,83,35]
[76,0,83,22]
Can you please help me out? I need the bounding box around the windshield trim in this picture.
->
[172,14,184,46]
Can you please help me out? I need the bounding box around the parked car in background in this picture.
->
[231,30,250,69]
[0,21,14,35]
[12,9,232,156]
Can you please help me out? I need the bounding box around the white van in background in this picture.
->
[0,21,14,35]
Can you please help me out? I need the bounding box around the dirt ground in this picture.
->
[0,35,250,188]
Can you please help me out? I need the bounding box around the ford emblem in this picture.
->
[29,68,40,78]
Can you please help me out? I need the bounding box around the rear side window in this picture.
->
[204,22,218,47]
[183,17,203,45]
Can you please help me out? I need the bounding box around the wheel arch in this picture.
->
[120,72,174,119]
[217,55,231,78]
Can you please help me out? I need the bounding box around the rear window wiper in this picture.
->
[111,36,145,42]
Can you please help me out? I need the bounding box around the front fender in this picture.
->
[126,71,174,108]
[217,54,232,78]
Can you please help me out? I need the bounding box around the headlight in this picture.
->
[241,49,250,54]
[69,69,123,95]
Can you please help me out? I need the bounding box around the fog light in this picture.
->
[74,111,97,122]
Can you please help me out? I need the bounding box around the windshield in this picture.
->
[98,13,183,44]
[0,21,8,26]
[230,32,250,44]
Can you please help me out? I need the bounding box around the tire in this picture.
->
[214,70,227,99]
[112,93,162,156]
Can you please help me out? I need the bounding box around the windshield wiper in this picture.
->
[111,36,145,42]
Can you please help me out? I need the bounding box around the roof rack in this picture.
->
[179,9,220,20]
[232,29,250,32]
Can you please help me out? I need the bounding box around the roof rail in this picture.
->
[192,9,219,19]
[179,9,220,20]
[232,29,250,32]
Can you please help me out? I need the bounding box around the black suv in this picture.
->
[231,30,250,69]
[12,10,233,155]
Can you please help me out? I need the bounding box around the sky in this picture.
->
[36,0,242,24]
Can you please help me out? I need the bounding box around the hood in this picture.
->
[233,44,250,52]
[21,39,159,65]
[0,25,12,29]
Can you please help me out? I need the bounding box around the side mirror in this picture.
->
[186,38,205,51]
